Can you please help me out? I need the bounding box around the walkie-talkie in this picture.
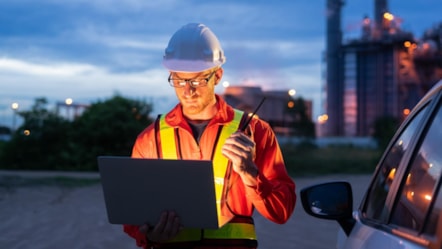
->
[239,97,266,132]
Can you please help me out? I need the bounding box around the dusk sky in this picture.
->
[1,0,441,128]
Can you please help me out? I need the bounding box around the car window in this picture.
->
[426,156,442,235]
[363,105,428,222]
[391,102,442,233]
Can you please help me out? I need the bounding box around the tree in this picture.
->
[373,116,400,150]
[0,126,11,135]
[67,95,153,170]
[1,97,71,169]
[285,97,315,138]
[0,95,154,171]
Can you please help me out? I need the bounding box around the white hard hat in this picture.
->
[162,23,226,73]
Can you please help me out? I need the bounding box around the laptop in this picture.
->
[97,156,233,229]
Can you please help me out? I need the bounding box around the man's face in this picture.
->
[170,68,222,119]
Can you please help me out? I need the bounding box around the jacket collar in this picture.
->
[165,94,235,128]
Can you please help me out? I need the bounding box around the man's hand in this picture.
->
[221,131,258,187]
[139,211,182,243]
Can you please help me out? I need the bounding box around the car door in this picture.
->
[341,85,442,249]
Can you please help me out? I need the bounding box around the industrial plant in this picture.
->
[322,0,442,137]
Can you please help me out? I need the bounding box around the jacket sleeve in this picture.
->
[123,225,149,249]
[245,120,296,224]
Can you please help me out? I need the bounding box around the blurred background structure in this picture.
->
[322,0,442,137]
[222,86,313,136]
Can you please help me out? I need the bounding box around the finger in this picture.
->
[228,132,255,148]
[222,144,245,162]
[154,211,168,233]
[223,139,253,159]
[233,133,256,157]
[224,137,249,153]
[162,211,179,236]
[165,213,181,237]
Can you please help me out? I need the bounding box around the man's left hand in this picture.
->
[221,131,258,187]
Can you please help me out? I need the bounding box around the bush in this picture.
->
[0,96,153,171]
[282,144,382,177]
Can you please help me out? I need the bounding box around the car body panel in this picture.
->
[301,79,442,249]
[338,213,429,249]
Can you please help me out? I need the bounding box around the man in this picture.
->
[124,23,296,249]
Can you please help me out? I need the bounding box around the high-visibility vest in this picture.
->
[154,109,257,245]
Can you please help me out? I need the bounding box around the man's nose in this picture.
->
[183,83,196,97]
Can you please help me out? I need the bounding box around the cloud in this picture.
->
[0,60,170,117]
[225,38,324,60]
[1,0,438,128]
[0,57,102,76]
[0,56,174,124]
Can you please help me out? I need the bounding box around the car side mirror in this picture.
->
[300,181,355,235]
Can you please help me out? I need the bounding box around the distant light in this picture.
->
[65,98,73,105]
[23,130,31,136]
[403,108,410,115]
[404,41,411,48]
[288,89,296,96]
[11,102,19,110]
[222,81,230,88]
[287,101,295,108]
[317,114,329,124]
[383,12,394,21]
[363,17,371,25]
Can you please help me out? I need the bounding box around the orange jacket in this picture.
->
[124,95,296,248]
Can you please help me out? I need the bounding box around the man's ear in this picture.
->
[214,67,224,85]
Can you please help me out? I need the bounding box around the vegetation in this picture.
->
[372,116,401,151]
[282,143,383,177]
[0,95,389,177]
[285,97,316,138]
[0,95,153,171]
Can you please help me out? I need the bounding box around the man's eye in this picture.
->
[176,81,186,86]
[191,81,201,86]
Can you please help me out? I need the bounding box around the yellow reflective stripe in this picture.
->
[159,115,177,159]
[166,223,257,242]
[212,109,243,217]
[159,109,258,243]
[204,223,257,240]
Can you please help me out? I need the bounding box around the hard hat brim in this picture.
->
[162,59,224,73]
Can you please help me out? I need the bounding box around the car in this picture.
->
[300,79,442,249]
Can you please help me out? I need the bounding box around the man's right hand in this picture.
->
[139,211,182,243]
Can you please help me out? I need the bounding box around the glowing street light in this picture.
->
[383,12,394,21]
[65,98,73,119]
[288,89,296,96]
[11,102,19,132]
[11,102,19,110]
[65,98,73,105]
[317,114,329,124]
[287,101,295,108]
